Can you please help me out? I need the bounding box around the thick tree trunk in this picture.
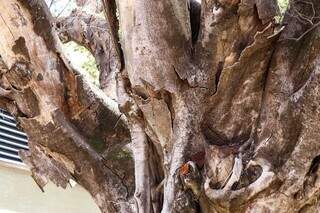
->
[0,0,133,212]
[1,0,320,212]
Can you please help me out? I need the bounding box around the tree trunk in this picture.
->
[1,0,320,212]
[0,0,133,212]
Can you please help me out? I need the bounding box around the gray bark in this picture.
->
[1,0,320,212]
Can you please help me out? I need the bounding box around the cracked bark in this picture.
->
[1,0,320,212]
[0,0,133,212]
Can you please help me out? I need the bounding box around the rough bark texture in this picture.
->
[1,0,320,212]
[56,9,119,100]
[0,0,133,212]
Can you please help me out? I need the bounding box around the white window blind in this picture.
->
[0,109,29,165]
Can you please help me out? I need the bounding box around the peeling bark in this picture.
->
[0,0,133,212]
[1,0,320,212]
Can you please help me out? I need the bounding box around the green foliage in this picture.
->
[278,0,289,14]
[81,57,99,85]
[275,0,289,23]
[62,42,99,86]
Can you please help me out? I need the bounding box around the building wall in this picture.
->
[0,162,100,213]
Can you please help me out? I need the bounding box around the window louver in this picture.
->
[0,109,29,165]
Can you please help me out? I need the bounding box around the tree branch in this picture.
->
[56,10,119,99]
[0,0,134,212]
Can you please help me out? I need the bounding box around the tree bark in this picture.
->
[0,0,133,212]
[1,0,320,212]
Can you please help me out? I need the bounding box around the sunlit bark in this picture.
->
[1,0,320,212]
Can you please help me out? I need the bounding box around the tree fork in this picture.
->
[1,0,320,212]
[0,0,133,212]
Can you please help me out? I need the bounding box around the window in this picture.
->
[0,109,29,166]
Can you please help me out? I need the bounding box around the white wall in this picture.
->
[0,162,100,213]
